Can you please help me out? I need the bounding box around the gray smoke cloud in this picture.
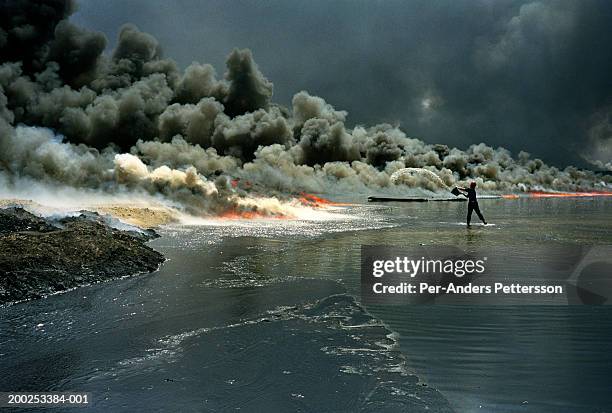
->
[69,0,612,169]
[0,0,610,218]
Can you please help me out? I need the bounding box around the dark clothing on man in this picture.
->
[465,187,477,203]
[467,202,486,225]
[462,187,486,225]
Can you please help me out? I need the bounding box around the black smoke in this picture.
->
[68,0,612,168]
[0,0,610,216]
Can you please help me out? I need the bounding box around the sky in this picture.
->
[71,0,612,168]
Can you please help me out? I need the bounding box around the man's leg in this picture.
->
[474,203,487,224]
[467,204,473,226]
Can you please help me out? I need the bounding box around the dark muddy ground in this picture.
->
[0,207,164,304]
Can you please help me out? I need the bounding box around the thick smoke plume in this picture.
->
[1,0,610,217]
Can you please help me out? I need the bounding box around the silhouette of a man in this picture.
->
[459,182,487,226]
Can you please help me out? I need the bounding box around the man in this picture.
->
[458,182,487,226]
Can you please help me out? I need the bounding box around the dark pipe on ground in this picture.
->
[367,196,467,202]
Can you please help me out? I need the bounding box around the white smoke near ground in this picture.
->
[0,0,610,220]
[390,168,448,192]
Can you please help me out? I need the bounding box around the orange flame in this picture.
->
[528,191,612,198]
[298,192,348,207]
[216,192,347,220]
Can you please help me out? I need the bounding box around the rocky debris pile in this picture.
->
[0,207,58,235]
[0,207,164,304]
